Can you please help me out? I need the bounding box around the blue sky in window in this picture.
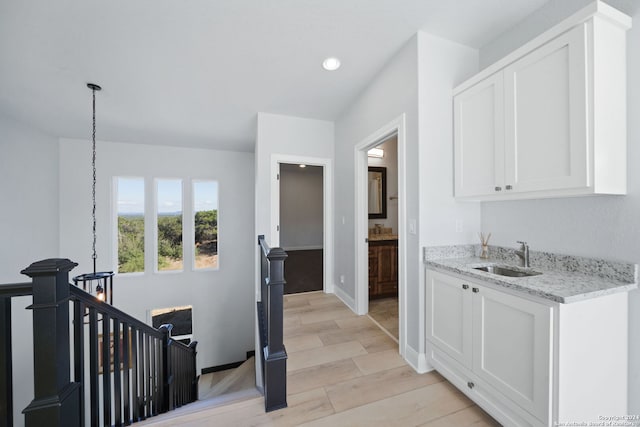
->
[157,179,183,214]
[117,177,144,214]
[194,181,219,212]
[117,178,218,214]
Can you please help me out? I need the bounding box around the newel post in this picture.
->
[21,258,81,427]
[264,247,288,411]
[159,324,173,413]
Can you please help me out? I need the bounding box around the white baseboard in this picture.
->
[404,344,432,374]
[332,285,357,313]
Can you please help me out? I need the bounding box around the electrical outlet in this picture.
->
[340,275,345,284]
[455,219,463,233]
[409,219,417,235]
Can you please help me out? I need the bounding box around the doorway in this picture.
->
[366,134,399,341]
[270,154,334,294]
[279,163,323,294]
[354,114,407,357]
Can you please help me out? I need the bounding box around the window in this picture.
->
[157,179,183,271]
[151,305,193,344]
[116,177,145,273]
[193,181,219,270]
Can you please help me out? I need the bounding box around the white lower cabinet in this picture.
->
[426,270,550,425]
[426,268,630,426]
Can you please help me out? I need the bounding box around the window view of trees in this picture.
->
[117,178,145,273]
[194,181,219,269]
[157,179,183,271]
[116,178,218,273]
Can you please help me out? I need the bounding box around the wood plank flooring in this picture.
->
[142,291,499,426]
[368,296,399,340]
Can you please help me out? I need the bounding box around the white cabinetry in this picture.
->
[426,270,551,425]
[426,268,629,427]
[454,73,504,197]
[454,1,631,200]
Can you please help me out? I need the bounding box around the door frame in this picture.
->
[270,154,334,294]
[354,114,407,357]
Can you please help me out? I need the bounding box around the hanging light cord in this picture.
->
[88,84,101,274]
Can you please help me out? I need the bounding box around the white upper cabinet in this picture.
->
[504,25,587,194]
[454,72,504,197]
[453,1,631,201]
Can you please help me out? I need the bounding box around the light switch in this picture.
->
[409,219,417,235]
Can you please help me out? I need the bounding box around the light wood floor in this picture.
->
[142,291,499,426]
[368,296,399,340]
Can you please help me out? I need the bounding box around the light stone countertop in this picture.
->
[424,245,637,304]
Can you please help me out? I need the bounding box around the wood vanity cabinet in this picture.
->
[368,240,398,298]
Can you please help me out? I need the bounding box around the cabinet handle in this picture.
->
[494,186,502,192]
[506,185,513,190]
[472,287,479,293]
[467,381,475,389]
[462,284,469,290]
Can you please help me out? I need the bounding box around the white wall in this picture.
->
[255,112,334,248]
[416,32,481,365]
[368,135,399,234]
[280,164,323,250]
[334,35,421,348]
[0,115,60,427]
[59,138,255,371]
[417,32,480,248]
[477,0,640,413]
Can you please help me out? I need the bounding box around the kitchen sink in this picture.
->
[473,265,541,278]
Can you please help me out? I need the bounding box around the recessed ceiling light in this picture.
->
[322,57,341,71]
[299,164,306,168]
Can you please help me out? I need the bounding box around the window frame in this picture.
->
[113,176,146,276]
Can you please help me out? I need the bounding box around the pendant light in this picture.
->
[73,83,115,304]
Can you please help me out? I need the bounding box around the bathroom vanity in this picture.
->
[368,236,398,299]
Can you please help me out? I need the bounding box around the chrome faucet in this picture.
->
[515,241,530,268]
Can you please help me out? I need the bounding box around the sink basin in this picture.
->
[473,266,541,278]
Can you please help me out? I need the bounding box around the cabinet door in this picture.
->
[504,24,588,194]
[472,285,551,422]
[454,72,505,197]
[368,247,378,296]
[377,244,397,284]
[426,270,472,368]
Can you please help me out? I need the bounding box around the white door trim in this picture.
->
[354,114,407,358]
[271,154,334,294]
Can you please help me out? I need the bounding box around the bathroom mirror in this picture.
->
[368,166,387,219]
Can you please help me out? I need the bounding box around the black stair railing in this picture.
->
[1,258,199,427]
[257,235,287,412]
[0,281,33,427]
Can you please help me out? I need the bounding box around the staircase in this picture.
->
[136,358,261,426]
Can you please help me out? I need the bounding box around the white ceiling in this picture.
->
[0,0,549,152]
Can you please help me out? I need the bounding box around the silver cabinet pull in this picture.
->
[462,284,469,290]
[472,287,479,293]
[467,381,475,389]
[506,185,513,190]
[494,186,502,191]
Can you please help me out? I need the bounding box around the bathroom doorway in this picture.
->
[367,134,399,342]
[354,114,407,358]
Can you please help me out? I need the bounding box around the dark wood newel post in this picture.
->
[159,324,172,413]
[264,248,287,411]
[21,258,81,427]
